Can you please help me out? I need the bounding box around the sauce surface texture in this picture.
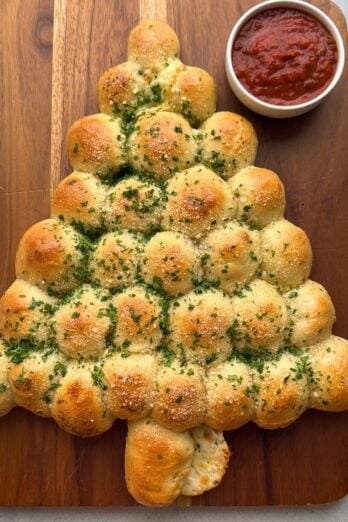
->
[232,7,338,105]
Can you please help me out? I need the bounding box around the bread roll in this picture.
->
[228,167,285,227]
[128,111,195,179]
[54,285,111,359]
[201,223,261,295]
[142,231,202,296]
[105,177,164,234]
[205,358,254,430]
[125,417,194,506]
[97,62,149,115]
[67,113,125,177]
[90,231,143,290]
[261,220,313,292]
[152,362,206,431]
[51,361,114,437]
[202,112,258,178]
[284,280,335,347]
[15,219,88,295]
[181,426,230,496]
[0,279,56,343]
[157,58,185,95]
[309,335,348,411]
[168,289,234,366]
[162,165,236,239]
[254,351,310,428]
[112,286,162,353]
[232,279,288,352]
[9,352,66,417]
[127,20,180,70]
[51,171,107,233]
[167,66,217,126]
[103,353,158,420]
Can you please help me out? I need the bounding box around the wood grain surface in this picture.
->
[0,0,347,507]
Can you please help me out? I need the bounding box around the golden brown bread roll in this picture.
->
[157,58,185,95]
[67,113,125,177]
[261,220,313,292]
[51,171,107,233]
[168,289,234,366]
[284,280,335,347]
[253,351,310,429]
[90,231,143,290]
[232,279,288,352]
[50,361,114,437]
[125,417,194,506]
[125,417,230,505]
[0,279,56,343]
[9,352,66,417]
[112,286,162,354]
[162,165,236,239]
[201,222,261,295]
[228,166,285,227]
[151,362,206,431]
[105,176,164,234]
[97,62,149,116]
[167,66,217,126]
[15,219,88,295]
[127,20,180,71]
[205,359,254,430]
[202,112,258,178]
[54,285,111,359]
[103,353,158,420]
[142,231,202,296]
[128,110,195,179]
[309,335,348,411]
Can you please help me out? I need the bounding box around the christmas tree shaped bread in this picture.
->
[0,20,347,505]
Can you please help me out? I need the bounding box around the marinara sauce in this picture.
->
[232,8,338,105]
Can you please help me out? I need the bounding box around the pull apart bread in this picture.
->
[1,20,347,505]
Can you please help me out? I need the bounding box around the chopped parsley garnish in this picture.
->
[205,353,217,365]
[288,291,298,299]
[129,306,142,323]
[91,366,108,391]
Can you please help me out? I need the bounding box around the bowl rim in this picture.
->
[225,0,346,112]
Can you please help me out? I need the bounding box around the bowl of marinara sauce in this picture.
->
[225,0,345,118]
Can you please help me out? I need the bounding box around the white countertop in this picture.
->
[1,1,347,520]
[0,499,348,522]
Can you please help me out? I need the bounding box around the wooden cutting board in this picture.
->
[0,0,347,506]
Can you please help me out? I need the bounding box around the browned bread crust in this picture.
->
[125,418,230,505]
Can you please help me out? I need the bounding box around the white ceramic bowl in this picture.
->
[225,0,345,118]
